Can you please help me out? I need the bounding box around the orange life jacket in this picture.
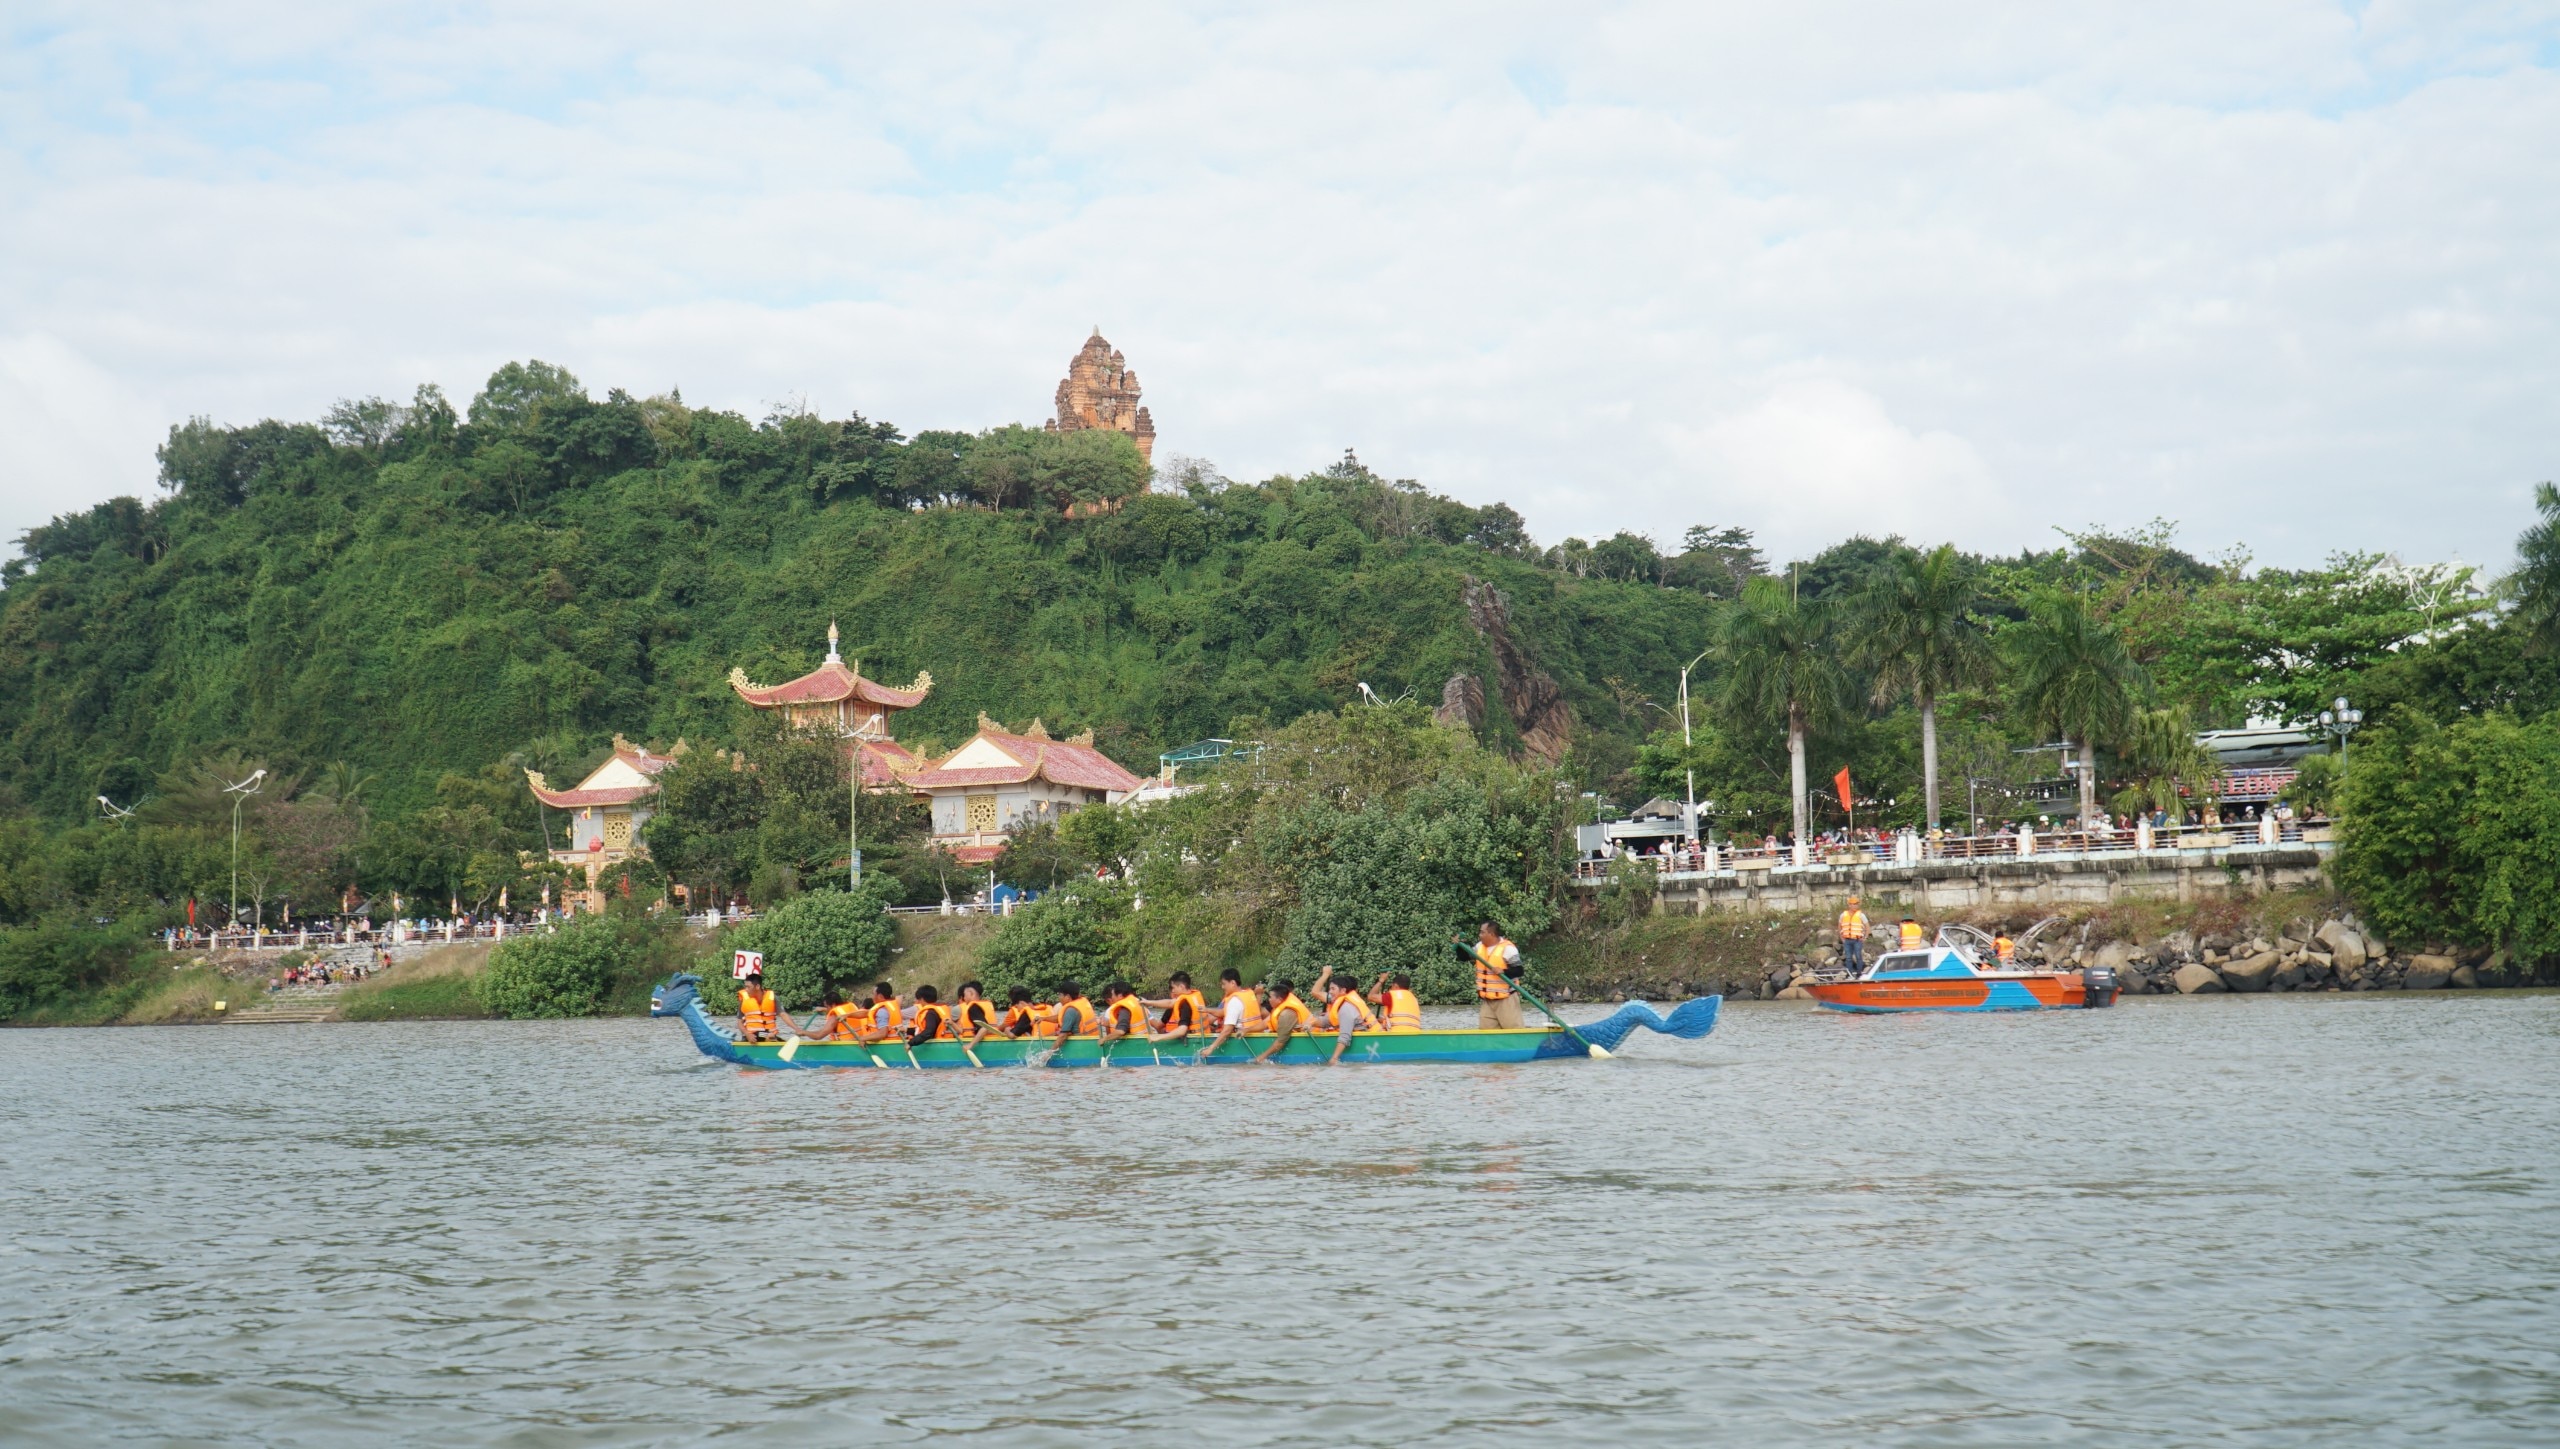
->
[1156,990,1205,1032]
[1027,1002,1061,1037]
[1838,909,1868,940]
[1219,986,1266,1033]
[1994,936,2017,964]
[868,999,903,1035]
[1898,922,1925,949]
[1471,939,1518,1000]
[1056,997,1097,1036]
[1326,991,1378,1032]
[908,1003,948,1040]
[1104,996,1147,1033]
[822,1002,865,1040]
[1003,1003,1039,1036]
[1382,987,1422,1032]
[737,987,778,1035]
[955,998,996,1034]
[1268,992,1315,1032]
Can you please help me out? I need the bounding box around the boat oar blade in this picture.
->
[778,1037,801,1063]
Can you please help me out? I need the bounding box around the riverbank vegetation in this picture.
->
[6,360,2560,1021]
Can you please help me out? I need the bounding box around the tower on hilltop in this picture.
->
[1045,328,1155,462]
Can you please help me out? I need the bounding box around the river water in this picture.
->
[3,994,2556,1445]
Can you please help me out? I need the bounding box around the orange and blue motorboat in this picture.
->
[1807,925,2119,1013]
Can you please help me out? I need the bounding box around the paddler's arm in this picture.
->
[1194,1022,1235,1060]
[1251,1014,1296,1064]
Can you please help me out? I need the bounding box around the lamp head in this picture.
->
[2333,697,2349,714]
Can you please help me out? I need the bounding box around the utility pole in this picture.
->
[223,769,266,929]
[1677,647,1710,847]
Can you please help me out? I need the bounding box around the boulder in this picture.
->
[2173,963,2228,995]
[2094,941,2139,971]
[2221,952,2281,992]
[1776,984,1815,1001]
[2405,955,2455,990]
[2449,965,2479,989]
[2316,921,2365,971]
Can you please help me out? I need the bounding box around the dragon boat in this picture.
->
[649,974,1720,1068]
[1807,922,2120,1013]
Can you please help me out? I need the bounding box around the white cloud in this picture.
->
[1,0,2555,570]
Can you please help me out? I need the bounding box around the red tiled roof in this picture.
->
[857,738,918,788]
[524,741,675,809]
[729,659,931,710]
[905,728,1145,795]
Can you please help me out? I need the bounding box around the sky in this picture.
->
[3,1,2556,570]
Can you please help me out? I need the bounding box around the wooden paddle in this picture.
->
[1505,977,1614,1060]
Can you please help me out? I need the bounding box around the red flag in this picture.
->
[186,897,196,928]
[1833,767,1854,813]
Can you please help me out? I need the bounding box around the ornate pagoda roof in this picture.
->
[526,736,680,809]
[906,716,1145,795]
[728,623,932,711]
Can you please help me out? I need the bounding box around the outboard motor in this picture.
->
[2080,966,2119,1008]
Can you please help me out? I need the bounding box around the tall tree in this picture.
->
[2508,481,2560,654]
[1856,544,1992,832]
[2009,591,2143,827]
[1718,576,1850,848]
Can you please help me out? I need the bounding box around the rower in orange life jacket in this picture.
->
[1370,971,1423,1032]
[817,983,869,1041]
[1318,971,1379,1065]
[1143,971,1207,1044]
[1098,982,1148,1041]
[951,980,998,1041]
[1052,984,1098,1038]
[998,986,1042,1037]
[1456,920,1526,1030]
[1193,968,1263,1062]
[735,972,782,1042]
[1251,978,1316,1063]
[905,984,950,1042]
[853,981,903,1043]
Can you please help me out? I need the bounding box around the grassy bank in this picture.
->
[337,944,499,1021]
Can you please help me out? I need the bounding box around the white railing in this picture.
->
[1573,814,2329,883]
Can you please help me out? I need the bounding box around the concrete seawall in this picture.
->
[1599,845,2332,916]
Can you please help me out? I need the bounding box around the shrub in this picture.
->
[2336,713,2560,961]
[0,917,150,1022]
[974,889,1121,1001]
[476,914,632,1018]
[704,877,899,1012]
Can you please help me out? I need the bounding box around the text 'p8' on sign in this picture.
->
[732,950,764,980]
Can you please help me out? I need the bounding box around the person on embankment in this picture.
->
[1456,921,1526,1029]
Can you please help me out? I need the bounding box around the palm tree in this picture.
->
[1719,575,1851,850]
[2122,706,2216,825]
[1855,544,1992,833]
[2509,481,2560,653]
[2009,591,2142,827]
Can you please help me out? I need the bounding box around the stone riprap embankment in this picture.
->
[1542,911,2535,1003]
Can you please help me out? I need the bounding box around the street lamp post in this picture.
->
[223,769,266,930]
[1677,647,1710,846]
[2317,696,2364,763]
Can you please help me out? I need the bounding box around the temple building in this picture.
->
[1045,329,1155,462]
[727,623,934,787]
[526,736,680,910]
[906,715,1147,863]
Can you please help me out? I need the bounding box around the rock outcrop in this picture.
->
[2220,951,2282,992]
[1458,578,1574,763]
[2173,963,2228,994]
[2403,955,2455,990]
[1433,673,1487,731]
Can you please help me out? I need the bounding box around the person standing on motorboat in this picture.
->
[1837,896,1869,974]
